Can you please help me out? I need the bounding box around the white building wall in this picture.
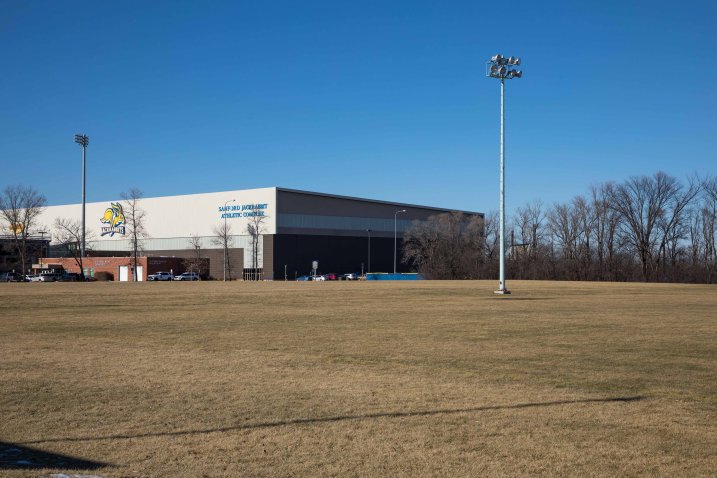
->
[39,187,277,247]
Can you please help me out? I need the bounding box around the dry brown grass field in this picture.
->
[0,280,715,477]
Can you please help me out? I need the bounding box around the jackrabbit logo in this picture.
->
[100,202,126,236]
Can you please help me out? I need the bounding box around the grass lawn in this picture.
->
[0,280,715,476]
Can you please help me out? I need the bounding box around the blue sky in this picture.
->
[1,0,715,214]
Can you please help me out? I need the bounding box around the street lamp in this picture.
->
[223,199,236,281]
[74,134,89,263]
[394,209,406,274]
[486,54,523,295]
[366,229,372,275]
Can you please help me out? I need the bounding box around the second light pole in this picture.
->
[393,209,406,274]
[74,134,89,263]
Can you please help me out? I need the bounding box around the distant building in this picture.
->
[37,187,483,281]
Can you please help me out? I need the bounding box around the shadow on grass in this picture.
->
[491,297,557,301]
[21,395,645,445]
[0,441,108,470]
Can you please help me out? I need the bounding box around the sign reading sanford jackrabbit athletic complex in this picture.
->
[218,203,269,219]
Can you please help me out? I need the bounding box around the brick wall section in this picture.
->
[41,256,189,281]
[41,257,144,281]
[149,248,243,280]
[43,248,244,281]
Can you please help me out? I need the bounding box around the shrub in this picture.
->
[94,271,114,281]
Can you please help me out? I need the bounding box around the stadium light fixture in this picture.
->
[486,54,523,295]
[74,134,89,270]
[394,209,406,274]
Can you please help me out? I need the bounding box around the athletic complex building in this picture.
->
[38,187,483,280]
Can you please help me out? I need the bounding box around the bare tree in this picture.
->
[687,207,704,266]
[511,200,548,279]
[53,217,96,279]
[514,200,546,252]
[0,185,47,274]
[246,214,268,280]
[212,222,233,280]
[705,175,717,203]
[402,212,485,279]
[590,183,621,280]
[700,176,717,280]
[482,210,499,259]
[545,195,595,280]
[657,176,700,280]
[183,234,204,276]
[609,172,698,281]
[572,196,595,277]
[547,200,583,279]
[476,211,500,280]
[121,188,148,281]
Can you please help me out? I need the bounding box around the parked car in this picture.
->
[59,272,82,282]
[296,275,312,281]
[174,272,200,281]
[0,272,26,282]
[39,272,61,282]
[341,273,359,281]
[26,274,42,282]
[314,275,326,281]
[148,271,174,281]
[324,273,338,281]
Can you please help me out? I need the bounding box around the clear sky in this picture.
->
[1,0,715,214]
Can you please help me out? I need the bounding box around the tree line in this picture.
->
[403,172,717,283]
[4,172,716,283]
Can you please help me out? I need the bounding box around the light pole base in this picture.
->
[494,289,511,295]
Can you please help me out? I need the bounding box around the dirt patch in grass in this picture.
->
[0,280,715,476]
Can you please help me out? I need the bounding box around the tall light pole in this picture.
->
[223,199,236,281]
[366,229,372,275]
[487,54,522,295]
[394,209,406,274]
[74,134,89,262]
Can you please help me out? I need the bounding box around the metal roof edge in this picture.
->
[276,187,483,216]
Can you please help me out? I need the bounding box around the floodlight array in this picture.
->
[487,54,523,80]
[74,134,89,147]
